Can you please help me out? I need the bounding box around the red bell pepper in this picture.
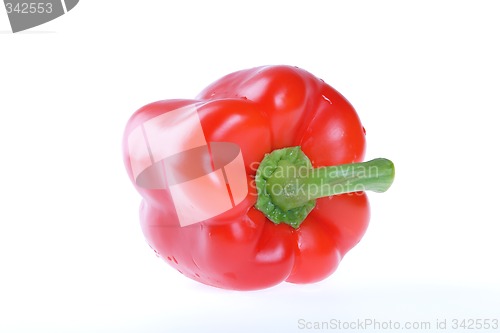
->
[123,65,394,290]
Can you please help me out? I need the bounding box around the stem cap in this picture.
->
[254,147,395,228]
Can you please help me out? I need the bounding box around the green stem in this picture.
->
[254,147,395,228]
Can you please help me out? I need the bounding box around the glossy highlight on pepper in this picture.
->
[123,65,395,290]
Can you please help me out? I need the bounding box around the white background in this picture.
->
[1,1,499,332]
